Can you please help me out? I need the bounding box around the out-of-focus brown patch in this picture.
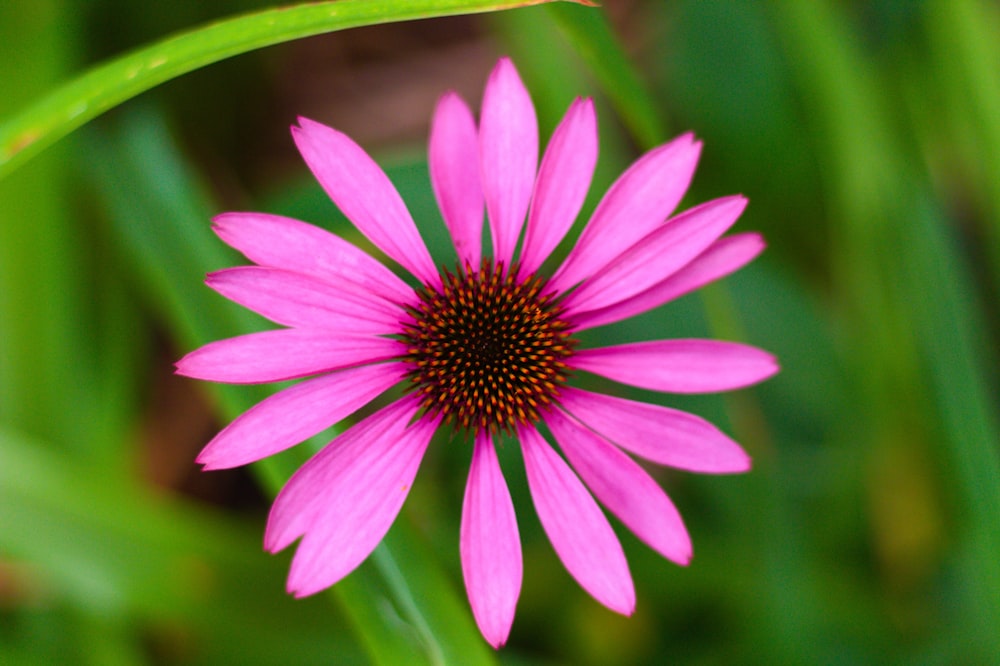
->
[277,38,496,147]
[137,343,262,511]
[0,560,51,609]
[253,16,496,181]
[138,345,213,490]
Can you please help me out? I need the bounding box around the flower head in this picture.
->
[176,57,778,648]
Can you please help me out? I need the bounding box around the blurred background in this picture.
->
[2,0,999,663]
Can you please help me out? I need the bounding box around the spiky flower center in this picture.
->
[402,260,575,434]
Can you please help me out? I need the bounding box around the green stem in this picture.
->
[0,0,576,180]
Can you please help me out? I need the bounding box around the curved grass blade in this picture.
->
[0,0,581,181]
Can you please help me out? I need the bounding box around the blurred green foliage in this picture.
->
[2,0,999,664]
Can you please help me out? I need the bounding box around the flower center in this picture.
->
[402,260,576,434]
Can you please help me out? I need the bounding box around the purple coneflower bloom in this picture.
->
[176,57,777,648]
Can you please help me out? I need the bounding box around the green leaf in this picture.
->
[0,0,582,181]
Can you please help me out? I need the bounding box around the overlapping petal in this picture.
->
[175,329,401,384]
[430,92,484,268]
[480,57,538,266]
[196,363,406,470]
[293,117,438,286]
[571,232,765,331]
[520,426,635,615]
[563,195,748,317]
[265,398,438,596]
[560,388,751,474]
[573,339,779,394]
[550,133,702,292]
[264,399,414,553]
[207,267,402,334]
[212,212,413,304]
[519,97,597,276]
[546,409,692,565]
[461,432,522,648]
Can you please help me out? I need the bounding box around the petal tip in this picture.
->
[291,118,327,142]
[263,529,289,555]
[294,115,323,131]
[571,95,595,113]
[487,56,526,93]
[691,140,704,160]
[673,132,700,152]
[289,582,317,599]
[671,539,694,567]
[597,588,637,617]
[482,627,512,650]
[173,356,193,377]
[616,593,637,617]
[194,449,233,471]
[210,212,233,227]
[494,55,515,70]
[435,89,465,110]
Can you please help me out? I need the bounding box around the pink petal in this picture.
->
[430,92,483,268]
[573,340,779,394]
[175,329,401,384]
[292,117,438,286]
[519,97,598,276]
[461,432,522,648]
[265,398,416,552]
[212,212,412,305]
[550,134,702,292]
[520,426,635,615]
[196,363,406,470]
[545,409,692,565]
[265,398,437,596]
[559,388,751,474]
[562,196,748,317]
[572,232,765,330]
[479,57,538,266]
[206,267,403,334]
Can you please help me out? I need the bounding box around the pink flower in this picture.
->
[176,57,778,648]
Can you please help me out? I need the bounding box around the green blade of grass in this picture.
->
[0,0,582,181]
[896,192,1000,658]
[770,1,1000,658]
[0,427,255,619]
[925,0,1000,296]
[0,0,141,464]
[0,426,365,664]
